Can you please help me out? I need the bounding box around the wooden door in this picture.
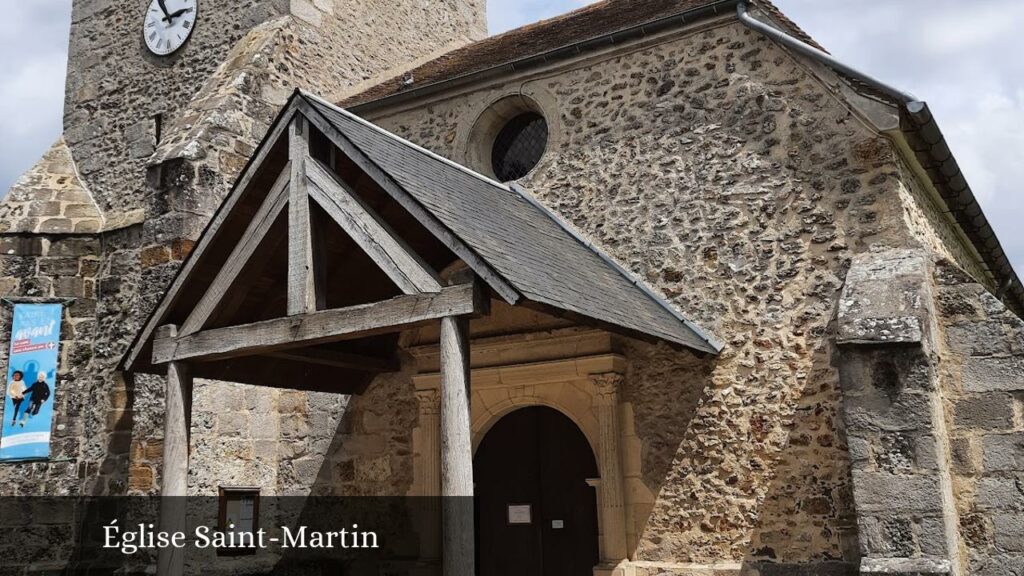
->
[474,406,599,576]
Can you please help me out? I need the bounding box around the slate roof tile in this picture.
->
[306,93,720,353]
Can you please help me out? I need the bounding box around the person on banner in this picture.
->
[5,370,27,427]
[19,371,51,428]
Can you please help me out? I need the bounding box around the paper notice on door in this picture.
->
[508,504,532,524]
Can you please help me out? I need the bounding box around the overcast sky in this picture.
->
[2,0,1022,275]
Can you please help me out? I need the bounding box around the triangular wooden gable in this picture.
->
[122,90,721,390]
[121,92,494,391]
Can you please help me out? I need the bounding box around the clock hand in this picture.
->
[163,7,193,22]
[156,0,172,20]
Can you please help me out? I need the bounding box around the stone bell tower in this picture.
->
[0,0,485,496]
[59,0,486,216]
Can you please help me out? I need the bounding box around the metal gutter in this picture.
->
[509,183,725,354]
[738,1,1024,315]
[738,1,922,108]
[901,104,1024,314]
[349,0,740,114]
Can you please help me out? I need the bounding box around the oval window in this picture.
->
[491,112,548,182]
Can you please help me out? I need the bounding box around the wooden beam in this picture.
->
[288,116,318,316]
[179,167,290,336]
[122,105,298,371]
[266,348,397,373]
[306,158,442,294]
[310,198,329,312]
[156,326,191,576]
[189,356,374,394]
[440,315,474,576]
[296,98,522,306]
[153,283,486,364]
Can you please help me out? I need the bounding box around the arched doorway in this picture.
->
[474,406,600,576]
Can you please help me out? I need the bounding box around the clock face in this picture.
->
[143,0,198,56]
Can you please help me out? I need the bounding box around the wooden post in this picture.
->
[157,326,192,576]
[288,115,317,316]
[439,316,473,576]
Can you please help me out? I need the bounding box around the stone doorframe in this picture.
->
[409,329,633,574]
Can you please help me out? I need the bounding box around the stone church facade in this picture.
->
[1,1,1022,575]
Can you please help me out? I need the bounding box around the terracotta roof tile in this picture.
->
[341,0,819,108]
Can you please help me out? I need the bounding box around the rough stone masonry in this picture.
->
[1,1,1022,575]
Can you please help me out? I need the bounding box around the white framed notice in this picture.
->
[507,504,532,525]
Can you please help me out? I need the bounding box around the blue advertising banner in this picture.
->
[1,304,62,461]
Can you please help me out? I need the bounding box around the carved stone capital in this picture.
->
[590,372,624,404]
[416,389,440,415]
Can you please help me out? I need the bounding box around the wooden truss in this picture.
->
[149,108,479,576]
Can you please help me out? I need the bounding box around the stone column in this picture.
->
[157,327,192,576]
[592,372,629,565]
[416,389,442,496]
[415,388,442,561]
[440,316,473,576]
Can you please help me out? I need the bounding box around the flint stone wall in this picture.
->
[356,18,984,567]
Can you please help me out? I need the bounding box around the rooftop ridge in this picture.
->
[301,90,514,192]
[340,0,820,109]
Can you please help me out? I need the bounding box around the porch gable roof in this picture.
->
[121,90,720,375]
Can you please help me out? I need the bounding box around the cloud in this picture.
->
[917,2,1024,56]
[488,0,598,34]
[0,0,71,196]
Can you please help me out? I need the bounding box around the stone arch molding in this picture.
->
[456,84,561,180]
[470,389,599,457]
[410,350,633,571]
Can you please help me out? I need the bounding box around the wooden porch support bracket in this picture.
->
[156,326,193,576]
[305,157,442,294]
[295,98,521,306]
[179,166,291,337]
[152,283,486,365]
[121,106,300,372]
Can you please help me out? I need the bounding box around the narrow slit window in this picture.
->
[154,113,164,145]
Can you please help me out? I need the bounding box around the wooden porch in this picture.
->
[120,90,720,576]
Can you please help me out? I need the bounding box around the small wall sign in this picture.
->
[507,504,532,525]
